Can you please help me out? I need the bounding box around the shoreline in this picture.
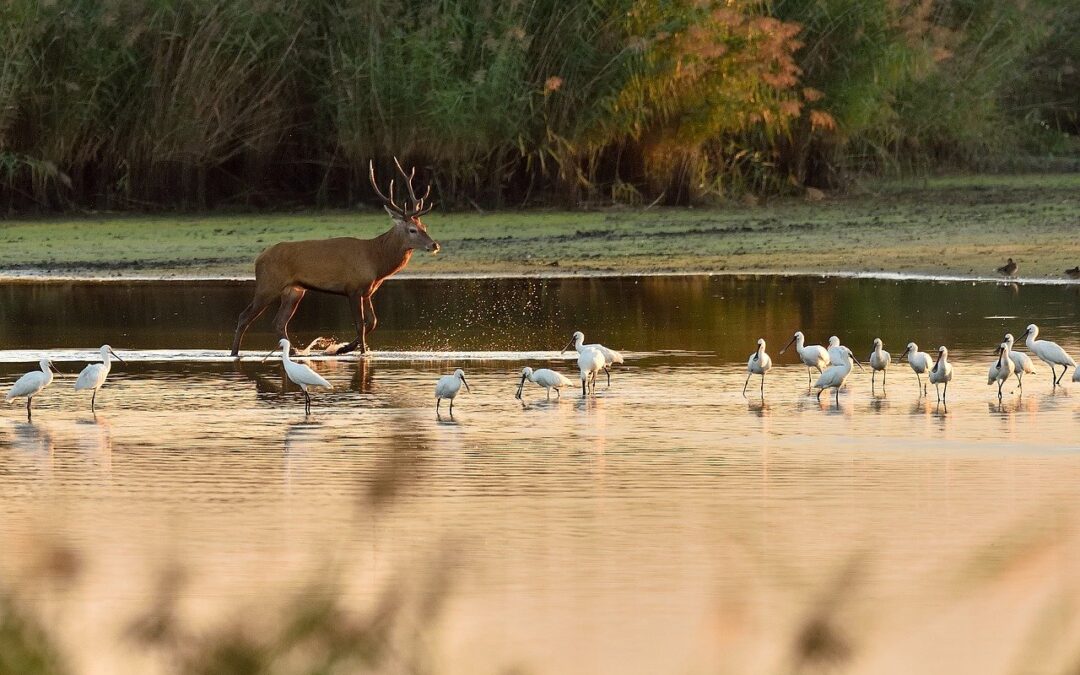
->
[3,174,1078,285]
[1,268,1077,286]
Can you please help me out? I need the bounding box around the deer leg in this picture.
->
[362,296,378,352]
[231,293,275,356]
[333,293,365,355]
[272,286,306,351]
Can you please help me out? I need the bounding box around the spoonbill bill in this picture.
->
[1002,333,1035,389]
[779,331,828,388]
[900,342,933,396]
[1067,266,1079,280]
[815,348,861,404]
[868,338,891,391]
[74,345,126,412]
[928,346,954,402]
[996,258,1018,277]
[563,331,623,385]
[515,367,572,401]
[436,368,470,415]
[264,338,332,415]
[988,341,1015,399]
[1018,324,1075,387]
[5,359,59,420]
[742,338,772,398]
[577,348,606,397]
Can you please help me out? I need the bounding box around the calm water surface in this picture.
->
[1,275,1079,675]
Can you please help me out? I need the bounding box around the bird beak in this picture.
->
[934,351,943,369]
[461,377,471,393]
[49,362,61,374]
[561,338,574,354]
[900,348,910,359]
[260,349,277,363]
[779,334,797,355]
[852,355,865,372]
[110,349,126,365]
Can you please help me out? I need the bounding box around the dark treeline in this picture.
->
[1,0,1077,213]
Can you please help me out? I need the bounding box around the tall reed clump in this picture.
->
[0,0,1075,212]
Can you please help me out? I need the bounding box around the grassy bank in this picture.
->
[1,175,1079,280]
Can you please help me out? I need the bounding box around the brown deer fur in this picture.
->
[230,161,439,356]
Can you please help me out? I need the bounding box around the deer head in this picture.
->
[369,158,440,254]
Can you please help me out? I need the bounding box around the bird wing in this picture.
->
[74,363,104,390]
[6,372,42,399]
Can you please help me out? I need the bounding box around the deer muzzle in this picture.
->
[427,241,441,254]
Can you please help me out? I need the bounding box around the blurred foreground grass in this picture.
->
[2,511,1079,675]
[1,175,1079,280]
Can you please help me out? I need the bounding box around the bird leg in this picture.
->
[742,373,752,397]
[816,388,823,401]
[1050,365,1058,387]
[1056,365,1070,386]
[91,389,97,413]
[605,366,611,386]
[26,396,32,421]
[834,387,840,405]
[304,390,311,415]
[807,367,812,391]
[943,381,948,402]
[760,373,765,398]
[436,398,441,414]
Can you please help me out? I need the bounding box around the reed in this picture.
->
[0,0,1075,212]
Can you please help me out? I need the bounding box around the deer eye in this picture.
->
[409,227,418,234]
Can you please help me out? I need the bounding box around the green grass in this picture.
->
[1,175,1078,279]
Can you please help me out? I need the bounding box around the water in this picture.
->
[1,275,1079,675]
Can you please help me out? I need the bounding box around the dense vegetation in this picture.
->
[1,0,1077,212]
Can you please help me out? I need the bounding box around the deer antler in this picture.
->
[370,157,435,218]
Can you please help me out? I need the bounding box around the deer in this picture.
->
[230,158,439,357]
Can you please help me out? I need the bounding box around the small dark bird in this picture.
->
[996,258,1018,277]
[1067,266,1080,280]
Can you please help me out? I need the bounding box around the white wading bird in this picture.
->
[868,338,891,391]
[779,331,828,389]
[988,341,1015,399]
[435,368,470,415]
[5,359,59,420]
[815,347,862,404]
[899,342,933,396]
[263,338,332,415]
[563,331,623,386]
[928,346,954,403]
[1018,324,1075,387]
[74,344,126,413]
[577,348,606,397]
[1002,333,1036,389]
[826,336,856,366]
[515,366,572,401]
[743,338,772,398]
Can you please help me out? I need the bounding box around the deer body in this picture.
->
[230,160,438,357]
